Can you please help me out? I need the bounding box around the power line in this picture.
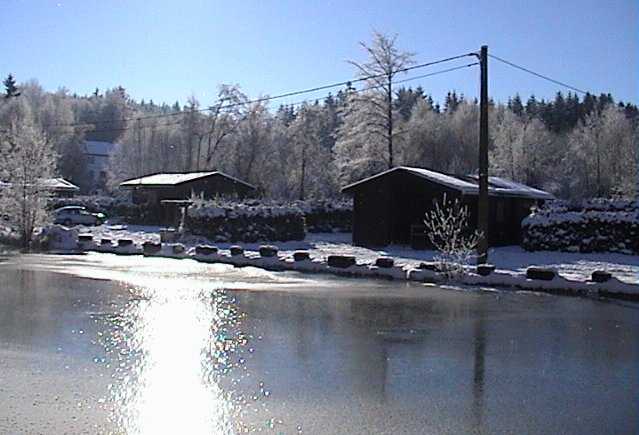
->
[488,53,589,95]
[46,51,477,130]
[79,62,480,136]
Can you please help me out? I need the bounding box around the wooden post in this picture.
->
[477,45,489,264]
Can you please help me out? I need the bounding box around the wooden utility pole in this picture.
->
[477,45,489,264]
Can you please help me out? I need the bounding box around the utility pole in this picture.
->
[477,45,489,264]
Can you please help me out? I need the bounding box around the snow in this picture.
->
[485,176,555,200]
[119,171,256,189]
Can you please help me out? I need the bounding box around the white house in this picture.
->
[83,141,116,193]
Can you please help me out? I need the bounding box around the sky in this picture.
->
[1,0,637,108]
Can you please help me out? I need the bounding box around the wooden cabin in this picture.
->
[119,171,256,206]
[342,166,553,247]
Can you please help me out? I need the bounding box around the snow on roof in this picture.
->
[84,141,116,156]
[486,176,555,200]
[119,171,256,190]
[41,178,80,191]
[342,166,554,200]
[0,178,79,191]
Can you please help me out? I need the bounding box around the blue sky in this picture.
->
[1,0,637,108]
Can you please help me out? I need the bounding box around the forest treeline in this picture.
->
[1,31,637,203]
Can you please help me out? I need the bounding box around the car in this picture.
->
[54,206,106,227]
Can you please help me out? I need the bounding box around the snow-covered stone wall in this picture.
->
[187,199,306,242]
[292,199,352,233]
[522,200,639,254]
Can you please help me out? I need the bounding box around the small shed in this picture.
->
[42,178,80,198]
[119,171,256,206]
[342,166,553,247]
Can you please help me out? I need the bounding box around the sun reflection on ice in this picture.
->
[106,283,243,434]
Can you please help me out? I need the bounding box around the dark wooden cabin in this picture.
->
[342,166,553,248]
[119,171,256,206]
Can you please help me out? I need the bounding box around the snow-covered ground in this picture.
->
[78,224,639,284]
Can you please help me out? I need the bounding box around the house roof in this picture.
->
[84,141,116,156]
[342,166,554,200]
[0,178,79,191]
[119,171,256,190]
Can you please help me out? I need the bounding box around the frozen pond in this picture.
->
[1,253,638,434]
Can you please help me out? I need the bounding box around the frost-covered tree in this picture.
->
[198,85,247,171]
[566,106,636,199]
[288,104,337,199]
[399,98,451,171]
[344,31,415,169]
[0,117,57,247]
[334,91,388,184]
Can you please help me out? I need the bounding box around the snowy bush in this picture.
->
[522,199,639,254]
[423,195,482,279]
[187,198,305,242]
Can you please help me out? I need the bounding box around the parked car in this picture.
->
[54,206,106,226]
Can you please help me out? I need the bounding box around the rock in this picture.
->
[526,266,556,281]
[195,245,218,256]
[230,246,244,256]
[78,234,93,243]
[477,264,495,276]
[100,238,112,246]
[259,245,278,257]
[293,251,310,262]
[375,257,394,268]
[117,239,133,247]
[327,255,356,268]
[142,242,161,254]
[591,270,612,283]
[172,244,185,254]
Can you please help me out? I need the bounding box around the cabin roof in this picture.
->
[119,171,256,190]
[342,166,554,200]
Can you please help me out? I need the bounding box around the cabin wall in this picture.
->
[349,173,539,248]
[352,178,392,247]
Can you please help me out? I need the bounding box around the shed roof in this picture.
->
[119,171,256,190]
[342,166,554,200]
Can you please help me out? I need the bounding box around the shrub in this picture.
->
[423,195,481,279]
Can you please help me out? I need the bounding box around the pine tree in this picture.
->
[3,74,20,98]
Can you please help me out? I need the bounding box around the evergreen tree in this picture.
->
[3,74,20,98]
[508,94,524,116]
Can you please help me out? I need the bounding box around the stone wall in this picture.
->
[522,200,639,254]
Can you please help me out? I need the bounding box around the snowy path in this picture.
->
[80,225,639,284]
